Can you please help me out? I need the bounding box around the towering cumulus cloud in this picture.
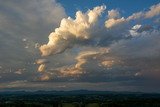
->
[40,6,106,56]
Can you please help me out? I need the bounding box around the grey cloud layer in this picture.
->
[0,0,66,82]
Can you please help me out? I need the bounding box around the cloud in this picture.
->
[40,3,160,58]
[40,5,106,56]
[105,3,160,28]
[105,17,126,28]
[108,9,120,19]
[1,1,160,91]
[37,3,160,83]
[40,24,160,83]
[110,29,160,80]
[36,59,49,65]
[14,68,26,75]
[145,3,160,18]
[54,48,121,78]
[0,0,66,82]
[38,64,46,72]
[129,24,153,37]
[105,9,126,28]
[129,24,142,37]
[128,3,160,20]
[0,0,66,55]
[39,74,50,81]
[101,60,114,68]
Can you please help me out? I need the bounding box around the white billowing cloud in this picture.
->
[126,12,144,21]
[145,3,160,18]
[128,24,153,37]
[105,3,160,28]
[128,3,160,20]
[129,24,142,37]
[132,24,142,30]
[40,5,106,56]
[108,9,120,19]
[105,9,126,28]
[39,3,160,59]
[105,17,126,28]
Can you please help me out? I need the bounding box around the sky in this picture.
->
[0,0,160,92]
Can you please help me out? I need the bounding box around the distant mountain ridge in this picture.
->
[0,90,159,95]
